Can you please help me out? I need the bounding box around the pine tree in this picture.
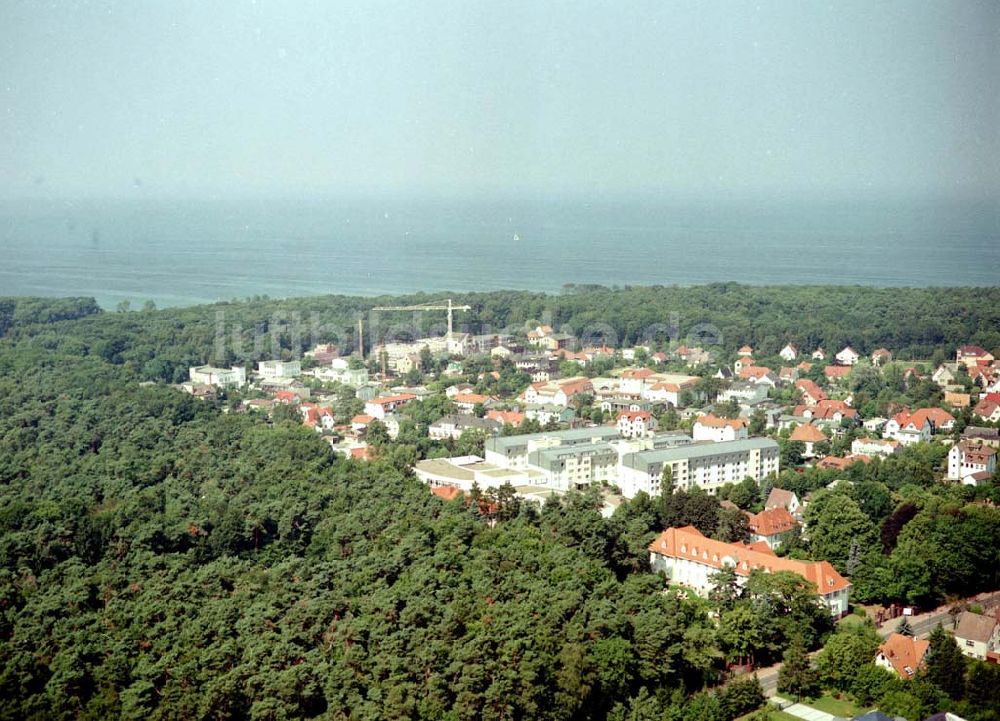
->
[923,624,966,700]
[896,616,914,637]
[777,636,820,699]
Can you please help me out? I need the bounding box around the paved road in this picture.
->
[749,590,1000,697]
[879,610,952,640]
[757,664,781,694]
[878,589,1000,640]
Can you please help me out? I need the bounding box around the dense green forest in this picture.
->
[1,289,1000,720]
[3,284,999,385]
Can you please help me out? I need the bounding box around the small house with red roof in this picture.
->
[795,379,827,406]
[693,414,749,443]
[616,410,656,438]
[957,345,995,369]
[745,507,798,550]
[973,393,1000,423]
[486,409,525,428]
[824,365,852,383]
[876,633,930,680]
[363,393,417,419]
[789,422,828,457]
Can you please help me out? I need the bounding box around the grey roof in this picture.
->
[962,426,1000,440]
[955,611,997,643]
[622,438,779,471]
[485,425,620,453]
[529,442,618,470]
[854,712,895,721]
[431,415,502,432]
[649,432,695,449]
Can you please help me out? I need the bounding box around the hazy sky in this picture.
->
[1,0,998,200]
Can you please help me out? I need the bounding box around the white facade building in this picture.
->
[835,346,861,366]
[947,442,997,483]
[618,438,780,498]
[257,360,301,378]
[692,415,749,443]
[648,526,850,617]
[189,365,246,387]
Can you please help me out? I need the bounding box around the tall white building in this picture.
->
[619,438,779,497]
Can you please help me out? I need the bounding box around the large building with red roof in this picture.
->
[648,525,850,617]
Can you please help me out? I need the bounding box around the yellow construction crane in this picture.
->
[370,298,472,339]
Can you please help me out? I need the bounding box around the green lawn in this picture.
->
[770,711,803,721]
[804,693,868,718]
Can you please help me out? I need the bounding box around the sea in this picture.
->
[1,195,998,309]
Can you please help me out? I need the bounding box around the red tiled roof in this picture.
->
[351,414,375,424]
[765,488,797,511]
[794,401,858,420]
[974,399,1000,417]
[648,526,850,594]
[817,456,854,470]
[746,507,798,537]
[486,410,525,426]
[431,485,462,501]
[452,393,494,405]
[896,407,955,429]
[824,365,852,379]
[734,539,777,555]
[618,410,652,421]
[915,407,954,426]
[739,366,774,380]
[958,442,998,465]
[559,378,593,396]
[790,423,828,443]
[878,633,929,679]
[622,368,656,379]
[696,414,749,430]
[796,379,827,401]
